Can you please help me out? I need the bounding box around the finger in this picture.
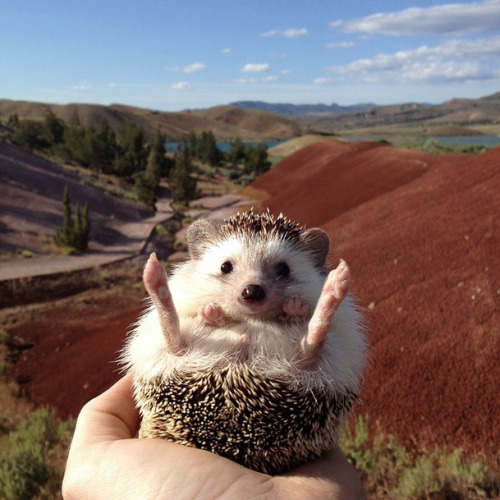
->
[70,375,140,450]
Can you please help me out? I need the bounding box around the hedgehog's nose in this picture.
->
[241,284,266,301]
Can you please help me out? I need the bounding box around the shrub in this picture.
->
[0,442,50,499]
[341,414,497,499]
[16,249,33,259]
[0,408,74,499]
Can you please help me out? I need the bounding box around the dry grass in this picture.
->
[342,415,500,499]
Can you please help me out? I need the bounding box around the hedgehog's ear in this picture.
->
[299,228,330,268]
[187,219,219,259]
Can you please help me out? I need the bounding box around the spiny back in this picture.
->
[220,209,303,243]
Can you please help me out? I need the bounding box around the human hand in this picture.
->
[63,375,366,499]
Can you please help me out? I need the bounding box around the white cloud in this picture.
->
[237,78,258,85]
[328,36,500,83]
[221,48,231,54]
[237,75,279,85]
[314,78,330,85]
[241,63,270,72]
[183,63,205,73]
[262,76,278,83]
[106,82,118,88]
[261,28,308,38]
[330,0,500,36]
[325,41,355,49]
[171,82,192,90]
[71,85,91,91]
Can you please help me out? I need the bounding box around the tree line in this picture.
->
[7,112,272,209]
[8,112,172,209]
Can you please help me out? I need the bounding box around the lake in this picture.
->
[165,135,500,154]
[165,139,287,152]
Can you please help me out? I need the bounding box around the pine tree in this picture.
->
[73,202,83,249]
[145,128,166,185]
[88,119,117,172]
[43,111,65,146]
[114,124,146,178]
[7,113,19,129]
[244,143,271,176]
[61,186,72,243]
[58,125,86,165]
[82,202,91,247]
[187,131,198,157]
[53,187,91,252]
[132,128,166,209]
[227,137,245,166]
[169,142,197,205]
[15,120,44,151]
[198,130,222,166]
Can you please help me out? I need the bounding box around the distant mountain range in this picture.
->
[231,92,500,135]
[230,101,376,116]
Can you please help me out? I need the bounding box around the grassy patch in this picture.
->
[342,414,499,499]
[402,139,487,155]
[0,408,74,500]
[0,251,12,261]
[194,164,242,198]
[80,174,141,205]
[15,248,34,259]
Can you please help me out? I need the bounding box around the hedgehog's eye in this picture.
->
[221,261,233,274]
[276,262,290,279]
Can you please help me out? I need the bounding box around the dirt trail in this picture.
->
[0,192,174,281]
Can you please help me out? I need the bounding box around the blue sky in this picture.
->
[2,0,500,111]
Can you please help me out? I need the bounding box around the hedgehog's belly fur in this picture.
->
[135,365,356,475]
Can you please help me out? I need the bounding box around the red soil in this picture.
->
[6,139,499,460]
[252,140,500,457]
[7,293,142,417]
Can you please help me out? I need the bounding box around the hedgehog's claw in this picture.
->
[282,295,310,319]
[198,303,226,326]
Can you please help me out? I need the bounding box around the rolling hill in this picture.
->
[0,100,311,141]
[3,91,499,140]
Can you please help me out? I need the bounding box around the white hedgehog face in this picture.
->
[167,213,331,323]
[173,225,329,322]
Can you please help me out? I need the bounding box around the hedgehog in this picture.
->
[122,209,368,475]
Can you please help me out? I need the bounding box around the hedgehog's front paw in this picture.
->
[198,303,226,326]
[282,295,310,320]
